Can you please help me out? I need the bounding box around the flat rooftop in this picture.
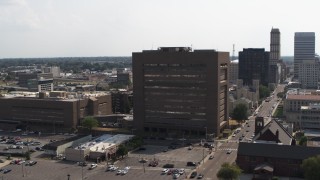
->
[77,134,134,153]
[287,94,320,101]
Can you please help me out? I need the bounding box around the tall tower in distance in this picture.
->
[270,28,281,65]
[268,28,281,85]
[294,32,315,79]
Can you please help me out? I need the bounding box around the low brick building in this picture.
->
[0,91,112,130]
[237,142,320,178]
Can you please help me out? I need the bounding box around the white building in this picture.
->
[65,134,134,162]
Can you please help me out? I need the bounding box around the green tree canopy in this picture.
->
[217,163,242,180]
[301,155,320,180]
[232,103,248,121]
[116,144,128,159]
[82,116,99,132]
[299,136,308,146]
[277,92,284,99]
[259,85,270,99]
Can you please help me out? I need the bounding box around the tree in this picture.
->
[25,151,31,160]
[82,116,99,132]
[277,92,284,99]
[232,103,248,121]
[259,85,270,99]
[116,144,128,159]
[301,155,320,180]
[217,163,242,180]
[299,136,308,146]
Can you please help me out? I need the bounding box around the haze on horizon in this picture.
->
[0,0,319,58]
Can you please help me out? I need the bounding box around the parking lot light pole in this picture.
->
[143,162,145,173]
[204,127,207,141]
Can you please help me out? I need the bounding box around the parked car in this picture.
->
[3,169,11,174]
[190,171,197,178]
[187,162,196,166]
[116,170,123,175]
[17,160,25,165]
[121,169,128,175]
[106,165,118,171]
[78,162,87,166]
[161,168,169,174]
[149,161,158,167]
[209,155,214,159]
[89,163,97,170]
[26,161,37,166]
[226,150,232,154]
[178,168,185,175]
[197,174,204,179]
[173,173,180,179]
[163,164,174,168]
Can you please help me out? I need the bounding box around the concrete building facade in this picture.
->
[294,32,315,79]
[133,47,229,137]
[229,60,239,84]
[298,61,319,89]
[284,93,320,129]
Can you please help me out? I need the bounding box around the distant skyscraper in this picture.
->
[294,32,315,78]
[229,60,238,84]
[239,48,269,86]
[269,28,281,85]
[270,28,281,65]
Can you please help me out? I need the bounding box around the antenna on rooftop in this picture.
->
[232,44,236,60]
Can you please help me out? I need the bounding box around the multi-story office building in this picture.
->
[284,92,320,129]
[38,78,54,92]
[294,32,315,78]
[0,92,112,130]
[229,60,238,84]
[132,47,229,137]
[300,104,320,129]
[299,61,319,89]
[239,48,270,86]
[42,66,61,77]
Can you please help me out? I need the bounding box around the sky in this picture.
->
[0,0,319,58]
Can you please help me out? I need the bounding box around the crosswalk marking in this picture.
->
[217,148,238,151]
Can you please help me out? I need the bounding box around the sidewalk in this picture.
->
[0,160,10,168]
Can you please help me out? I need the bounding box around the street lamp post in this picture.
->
[204,127,207,141]
[67,174,70,180]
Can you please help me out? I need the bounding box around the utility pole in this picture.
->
[202,148,205,164]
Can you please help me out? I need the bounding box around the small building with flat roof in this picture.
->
[65,134,134,162]
[42,135,92,156]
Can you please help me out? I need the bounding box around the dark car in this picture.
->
[148,161,158,167]
[190,171,197,178]
[139,147,146,151]
[187,162,196,166]
[3,169,11,174]
[78,162,87,166]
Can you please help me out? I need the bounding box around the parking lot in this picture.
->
[0,140,211,180]
[0,132,212,180]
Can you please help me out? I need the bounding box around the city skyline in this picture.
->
[0,0,319,58]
